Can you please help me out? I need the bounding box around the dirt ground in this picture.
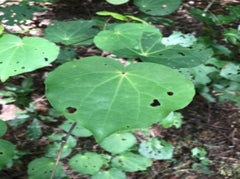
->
[0,0,240,178]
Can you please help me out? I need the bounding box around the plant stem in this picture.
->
[204,0,216,12]
[50,122,77,179]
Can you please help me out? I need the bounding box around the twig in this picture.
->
[204,0,216,12]
[50,122,77,179]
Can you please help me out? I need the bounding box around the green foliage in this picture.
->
[223,25,240,45]
[139,138,173,159]
[111,152,152,172]
[0,139,15,170]
[160,112,183,128]
[45,56,195,141]
[92,168,126,179]
[69,152,105,175]
[27,157,63,179]
[26,118,42,140]
[44,20,99,46]
[0,119,7,137]
[0,34,59,82]
[100,132,136,154]
[134,0,182,16]
[106,0,129,5]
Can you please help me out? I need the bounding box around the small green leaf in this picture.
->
[69,152,104,175]
[92,168,126,179]
[139,138,173,160]
[44,20,99,46]
[125,15,147,24]
[191,147,207,159]
[100,132,136,154]
[106,0,129,5]
[28,157,63,179]
[59,120,92,137]
[0,34,59,82]
[45,135,77,158]
[220,63,240,82]
[160,112,183,128]
[0,119,7,137]
[111,152,152,172]
[27,119,42,140]
[0,139,15,170]
[162,31,197,47]
[134,0,181,16]
[97,11,128,21]
[45,56,195,142]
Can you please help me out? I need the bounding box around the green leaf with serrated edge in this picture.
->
[160,112,182,128]
[100,132,136,154]
[0,119,7,137]
[180,65,217,86]
[0,139,15,170]
[44,20,99,46]
[96,11,128,21]
[220,63,240,82]
[27,119,42,140]
[69,152,104,175]
[106,0,129,5]
[59,120,92,137]
[92,168,126,179]
[134,0,181,16]
[0,34,59,82]
[28,157,63,179]
[94,23,212,68]
[162,31,197,47]
[0,25,4,35]
[111,152,152,172]
[139,138,173,160]
[45,56,195,142]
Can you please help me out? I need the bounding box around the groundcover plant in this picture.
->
[0,0,239,178]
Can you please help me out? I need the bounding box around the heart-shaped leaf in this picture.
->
[100,132,136,154]
[0,139,15,170]
[69,152,104,175]
[44,20,99,46]
[0,34,59,82]
[134,0,182,16]
[45,56,195,142]
[94,23,212,68]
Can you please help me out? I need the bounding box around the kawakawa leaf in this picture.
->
[44,19,99,46]
[134,0,182,16]
[94,23,212,68]
[45,56,195,142]
[0,34,59,82]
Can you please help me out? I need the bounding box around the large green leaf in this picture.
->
[0,34,59,82]
[94,23,212,68]
[44,20,99,46]
[92,168,126,179]
[0,139,15,170]
[134,0,182,16]
[45,56,195,142]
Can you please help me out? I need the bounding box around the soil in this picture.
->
[0,0,240,178]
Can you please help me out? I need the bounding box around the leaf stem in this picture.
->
[50,122,77,179]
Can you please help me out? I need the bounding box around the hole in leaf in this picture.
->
[66,107,77,114]
[44,58,49,62]
[121,72,126,75]
[16,61,20,64]
[14,70,17,72]
[0,62,2,64]
[104,64,108,66]
[21,66,25,69]
[121,138,127,141]
[159,53,163,56]
[126,125,130,128]
[167,91,174,96]
[178,52,185,56]
[0,152,3,155]
[150,99,161,107]
[161,4,168,9]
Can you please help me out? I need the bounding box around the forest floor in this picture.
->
[0,0,240,178]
